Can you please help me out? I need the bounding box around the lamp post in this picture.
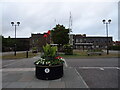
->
[11,21,20,56]
[102,19,111,55]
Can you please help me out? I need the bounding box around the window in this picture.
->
[80,39,82,43]
[76,39,79,43]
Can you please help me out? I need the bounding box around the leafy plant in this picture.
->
[32,47,37,51]
[87,49,103,52]
[63,44,73,55]
[34,44,64,66]
[43,44,57,58]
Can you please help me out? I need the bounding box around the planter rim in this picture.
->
[35,63,63,67]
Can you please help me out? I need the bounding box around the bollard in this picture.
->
[26,50,28,58]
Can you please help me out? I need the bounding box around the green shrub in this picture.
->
[63,44,73,55]
[87,49,103,52]
[109,46,120,50]
[42,44,58,60]
[32,47,38,53]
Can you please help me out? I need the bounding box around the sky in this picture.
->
[0,0,119,41]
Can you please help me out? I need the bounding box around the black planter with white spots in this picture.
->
[35,64,63,80]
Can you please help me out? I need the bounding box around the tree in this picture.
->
[51,24,69,46]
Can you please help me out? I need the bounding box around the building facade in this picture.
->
[72,34,113,50]
[30,33,113,51]
[30,33,50,51]
[2,33,113,52]
[2,37,30,52]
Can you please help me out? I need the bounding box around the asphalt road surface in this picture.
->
[65,58,118,67]
[2,56,119,88]
[65,58,119,88]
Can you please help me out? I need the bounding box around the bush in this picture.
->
[42,44,58,59]
[32,47,38,53]
[63,44,73,55]
[87,49,103,52]
[109,46,120,50]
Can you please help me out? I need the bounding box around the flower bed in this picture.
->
[34,44,64,80]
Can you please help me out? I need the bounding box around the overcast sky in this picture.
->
[1,0,119,41]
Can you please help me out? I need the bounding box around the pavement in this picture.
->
[2,54,119,88]
[2,67,88,88]
[2,55,89,88]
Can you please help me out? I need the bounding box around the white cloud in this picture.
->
[1,1,118,41]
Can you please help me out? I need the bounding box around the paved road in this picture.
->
[65,58,118,67]
[2,56,119,88]
[65,58,119,88]
[2,56,40,68]
[2,57,118,68]
[76,68,118,88]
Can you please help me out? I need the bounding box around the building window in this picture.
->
[96,46,99,48]
[76,39,79,43]
[80,39,82,43]
[32,40,34,43]
[76,45,78,49]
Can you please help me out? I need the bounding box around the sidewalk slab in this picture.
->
[5,82,30,88]
[2,68,88,88]
[26,82,49,88]
[48,82,65,88]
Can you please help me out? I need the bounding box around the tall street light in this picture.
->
[11,21,20,56]
[102,19,111,55]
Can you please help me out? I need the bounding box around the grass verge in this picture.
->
[59,50,119,59]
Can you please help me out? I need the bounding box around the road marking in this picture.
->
[3,67,119,71]
[117,67,120,70]
[78,67,119,69]
[100,68,104,70]
[75,68,89,88]
[63,59,68,67]
[2,60,22,67]
[2,68,35,71]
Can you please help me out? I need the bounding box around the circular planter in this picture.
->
[35,64,63,80]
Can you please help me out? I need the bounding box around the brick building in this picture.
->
[2,33,113,52]
[30,33,113,51]
[70,34,113,50]
[113,41,120,46]
[30,33,50,51]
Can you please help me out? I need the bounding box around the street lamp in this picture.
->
[11,21,20,56]
[102,19,111,55]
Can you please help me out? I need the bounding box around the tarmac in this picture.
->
[2,66,89,88]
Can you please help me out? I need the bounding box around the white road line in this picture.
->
[78,67,119,69]
[100,68,104,70]
[75,68,89,88]
[2,68,35,71]
[63,59,68,67]
[2,60,22,67]
[117,67,120,70]
[2,67,119,72]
